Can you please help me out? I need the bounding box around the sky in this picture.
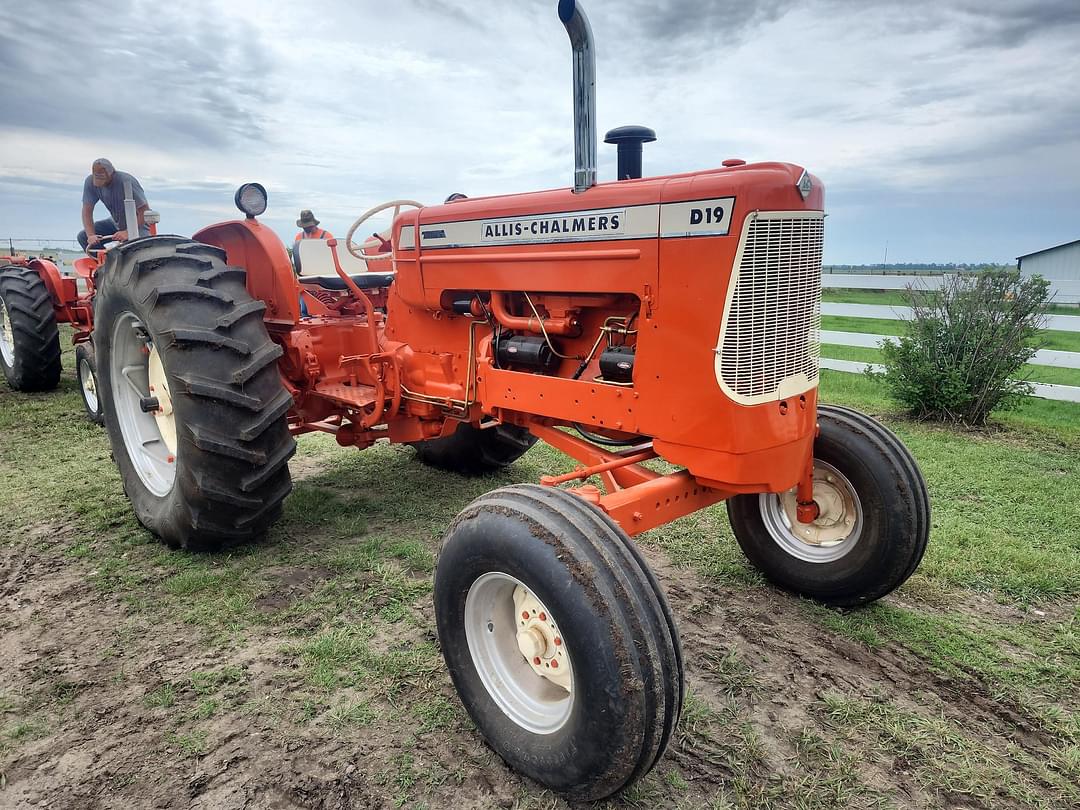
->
[1,0,1078,264]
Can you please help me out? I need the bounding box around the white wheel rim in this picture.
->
[464,572,574,735]
[79,355,99,413]
[759,460,863,564]
[0,297,14,366]
[110,313,177,497]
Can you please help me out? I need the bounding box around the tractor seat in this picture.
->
[299,272,395,290]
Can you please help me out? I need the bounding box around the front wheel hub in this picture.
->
[760,460,863,564]
[464,572,574,734]
[513,585,572,692]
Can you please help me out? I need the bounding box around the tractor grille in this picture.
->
[717,213,824,403]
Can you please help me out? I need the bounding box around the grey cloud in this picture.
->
[408,0,489,31]
[621,0,797,42]
[0,0,275,151]
[957,0,1080,47]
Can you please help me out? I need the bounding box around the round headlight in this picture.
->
[234,182,268,218]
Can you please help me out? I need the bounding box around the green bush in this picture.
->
[870,270,1051,425]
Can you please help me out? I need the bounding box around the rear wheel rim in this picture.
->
[0,297,14,366]
[464,572,574,734]
[79,355,99,413]
[759,460,863,564]
[110,312,176,496]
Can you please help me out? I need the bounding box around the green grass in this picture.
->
[823,286,1080,317]
[1,327,1078,808]
[820,693,1078,808]
[821,314,1080,353]
[822,342,1080,387]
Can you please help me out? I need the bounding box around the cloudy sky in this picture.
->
[1,0,1078,264]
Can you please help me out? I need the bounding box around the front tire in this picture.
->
[94,238,295,550]
[727,404,930,607]
[435,484,682,801]
[412,422,536,475]
[0,265,62,392]
[75,343,104,425]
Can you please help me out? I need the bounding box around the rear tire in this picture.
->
[435,484,682,801]
[412,422,536,474]
[93,237,295,551]
[75,343,104,425]
[0,265,62,392]
[727,404,930,607]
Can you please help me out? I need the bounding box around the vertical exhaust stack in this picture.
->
[559,0,597,193]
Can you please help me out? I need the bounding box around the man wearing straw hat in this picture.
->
[292,209,333,275]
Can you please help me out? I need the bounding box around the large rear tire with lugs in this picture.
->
[0,264,62,392]
[435,484,683,801]
[93,237,295,551]
[727,404,930,607]
[412,422,536,474]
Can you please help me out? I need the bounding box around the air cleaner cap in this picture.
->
[604,125,657,180]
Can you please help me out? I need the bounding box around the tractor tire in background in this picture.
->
[75,343,104,425]
[435,484,682,801]
[726,404,930,607]
[411,422,536,474]
[93,237,295,551]
[0,265,62,392]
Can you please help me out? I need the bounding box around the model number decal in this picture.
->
[660,197,735,238]
[690,206,726,226]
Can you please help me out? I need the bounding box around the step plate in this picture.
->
[314,382,378,409]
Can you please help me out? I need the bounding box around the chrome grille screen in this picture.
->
[717,213,824,403]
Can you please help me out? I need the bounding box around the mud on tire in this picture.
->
[0,265,62,392]
[727,404,930,607]
[412,422,536,475]
[435,484,682,801]
[93,237,295,551]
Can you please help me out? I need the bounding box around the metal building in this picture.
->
[1017,239,1080,303]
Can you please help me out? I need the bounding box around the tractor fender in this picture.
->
[22,257,73,310]
[193,219,300,324]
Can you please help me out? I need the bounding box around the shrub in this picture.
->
[870,269,1051,425]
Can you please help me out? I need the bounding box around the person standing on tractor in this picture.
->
[292,210,333,275]
[78,159,151,251]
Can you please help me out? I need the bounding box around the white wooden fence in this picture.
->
[821,276,1080,403]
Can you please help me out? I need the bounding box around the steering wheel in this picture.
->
[345,199,423,262]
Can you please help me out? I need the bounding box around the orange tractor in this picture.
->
[79,1,928,800]
[0,186,160,424]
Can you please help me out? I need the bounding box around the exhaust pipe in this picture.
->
[559,0,597,194]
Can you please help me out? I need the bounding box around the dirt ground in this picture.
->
[1,365,1077,809]
[0,518,1071,809]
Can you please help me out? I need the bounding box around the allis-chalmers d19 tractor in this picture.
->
[10,1,930,800]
